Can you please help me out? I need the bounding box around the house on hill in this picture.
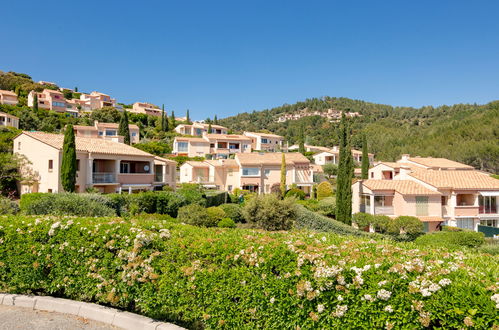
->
[73,121,140,144]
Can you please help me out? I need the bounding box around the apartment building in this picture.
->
[173,133,252,158]
[80,91,116,110]
[312,146,375,165]
[14,131,176,194]
[352,155,499,232]
[73,121,140,144]
[130,102,162,116]
[179,152,314,194]
[0,112,19,129]
[175,122,228,136]
[28,89,78,116]
[0,90,18,105]
[243,132,284,152]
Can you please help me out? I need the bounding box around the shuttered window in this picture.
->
[415,196,429,216]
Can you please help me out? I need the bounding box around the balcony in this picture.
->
[93,172,116,184]
[479,205,498,214]
[455,206,479,217]
[374,206,394,215]
[154,173,163,182]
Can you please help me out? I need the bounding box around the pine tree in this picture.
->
[32,93,38,112]
[361,134,369,180]
[336,113,354,224]
[280,153,287,198]
[75,87,78,92]
[119,110,131,145]
[170,111,176,130]
[298,124,306,154]
[61,124,77,192]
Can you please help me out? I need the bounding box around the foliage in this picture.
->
[317,181,333,200]
[242,194,297,231]
[118,110,131,145]
[361,134,369,179]
[219,203,244,223]
[1,215,498,328]
[415,231,485,249]
[133,140,172,156]
[352,212,374,228]
[205,190,229,207]
[177,204,216,227]
[387,216,424,236]
[285,188,306,200]
[217,217,236,228]
[280,153,286,198]
[322,163,338,180]
[19,193,115,217]
[61,124,77,192]
[206,206,226,224]
[336,114,354,224]
[0,196,19,215]
[176,183,206,205]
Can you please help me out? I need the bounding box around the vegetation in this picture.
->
[285,188,306,200]
[0,196,19,215]
[280,153,286,198]
[415,231,485,249]
[242,194,297,231]
[2,215,497,328]
[317,181,334,200]
[361,134,369,179]
[336,114,354,224]
[118,110,131,145]
[60,124,77,192]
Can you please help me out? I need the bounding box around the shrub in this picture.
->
[205,191,229,207]
[242,194,297,231]
[20,193,115,217]
[387,216,423,235]
[0,196,19,215]
[156,192,186,218]
[219,203,244,223]
[206,206,226,224]
[371,215,391,233]
[177,183,206,205]
[415,231,485,249]
[217,218,236,228]
[352,212,373,228]
[106,193,128,216]
[130,191,159,214]
[177,204,215,227]
[316,181,333,200]
[316,197,336,217]
[442,225,463,232]
[0,216,497,329]
[285,188,306,200]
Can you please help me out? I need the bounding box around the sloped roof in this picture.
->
[373,162,402,169]
[362,179,441,195]
[236,152,310,166]
[21,131,154,157]
[175,137,209,143]
[0,89,17,96]
[409,169,499,190]
[205,134,252,141]
[154,156,177,164]
[96,122,140,130]
[0,111,18,119]
[184,161,209,168]
[405,157,473,169]
[244,131,284,139]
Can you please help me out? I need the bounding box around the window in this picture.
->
[131,132,137,137]
[261,138,268,144]
[479,195,497,214]
[264,169,271,176]
[371,172,374,179]
[76,159,80,171]
[48,189,53,193]
[210,143,215,148]
[415,196,429,216]
[456,218,474,230]
[229,143,240,150]
[48,160,53,171]
[242,167,260,176]
[228,185,233,191]
[177,142,188,152]
[480,219,498,227]
[441,196,447,205]
[120,162,130,173]
[106,130,116,136]
[228,169,233,176]
[98,131,104,136]
[17,142,21,150]
[52,101,65,107]
[423,222,430,233]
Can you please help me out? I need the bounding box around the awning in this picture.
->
[479,191,499,197]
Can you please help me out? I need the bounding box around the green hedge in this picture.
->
[205,191,229,207]
[1,215,497,328]
[20,193,115,217]
[219,203,244,223]
[415,231,485,249]
[0,197,19,215]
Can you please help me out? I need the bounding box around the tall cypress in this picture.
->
[61,124,77,192]
[214,115,218,125]
[186,109,191,124]
[208,123,212,133]
[119,110,131,145]
[161,105,169,132]
[298,124,306,154]
[280,153,287,198]
[361,134,369,180]
[170,111,176,130]
[33,93,38,112]
[336,113,354,224]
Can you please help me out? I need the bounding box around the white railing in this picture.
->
[93,172,116,183]
[374,206,394,215]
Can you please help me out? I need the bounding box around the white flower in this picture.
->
[384,305,394,313]
[438,278,451,287]
[332,305,348,317]
[378,280,388,287]
[377,289,392,301]
[337,295,344,301]
[48,222,61,236]
[363,294,375,302]
[428,283,441,292]
[421,289,432,297]
[270,297,275,304]
[317,304,325,313]
[491,294,499,309]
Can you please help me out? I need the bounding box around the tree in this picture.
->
[208,123,212,133]
[61,124,77,192]
[161,105,168,132]
[214,115,218,125]
[186,109,191,124]
[361,134,369,179]
[119,110,131,145]
[170,111,176,130]
[280,153,286,198]
[75,87,78,92]
[322,163,338,180]
[298,124,306,154]
[336,113,354,224]
[32,93,38,112]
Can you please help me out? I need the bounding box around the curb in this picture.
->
[0,293,184,330]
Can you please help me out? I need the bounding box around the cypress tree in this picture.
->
[61,124,77,192]
[336,113,354,224]
[361,134,369,180]
[280,153,287,198]
[119,110,131,145]
[214,115,218,125]
[298,124,306,154]
[170,111,176,130]
[186,109,191,124]
[208,123,212,133]
[161,105,165,131]
[33,93,38,112]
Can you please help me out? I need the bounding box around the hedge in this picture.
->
[20,193,115,217]
[0,197,19,215]
[1,215,497,328]
[415,231,485,249]
[205,191,229,207]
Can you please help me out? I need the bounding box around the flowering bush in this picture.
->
[218,218,236,228]
[0,215,497,329]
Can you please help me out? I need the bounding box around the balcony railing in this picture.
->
[479,205,498,214]
[93,172,116,184]
[360,205,371,214]
[374,206,394,215]
[154,173,163,182]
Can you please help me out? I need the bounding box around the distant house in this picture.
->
[0,90,18,105]
[28,89,79,117]
[14,131,176,194]
[80,91,117,110]
[130,102,162,116]
[174,122,228,136]
[309,146,374,165]
[173,133,252,158]
[179,152,314,194]
[243,132,284,152]
[352,154,499,232]
[73,121,140,144]
[0,111,19,129]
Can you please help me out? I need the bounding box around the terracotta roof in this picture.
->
[373,162,402,169]
[409,169,499,190]
[96,122,140,130]
[154,156,177,164]
[244,131,284,139]
[184,161,209,168]
[175,137,209,143]
[73,125,96,130]
[236,152,310,166]
[311,164,323,173]
[362,180,441,195]
[205,134,251,141]
[0,89,17,96]
[21,131,154,157]
[405,157,473,169]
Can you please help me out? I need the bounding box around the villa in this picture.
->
[173,133,252,158]
[73,121,140,144]
[311,146,375,165]
[130,102,162,116]
[352,155,499,232]
[243,132,284,152]
[174,122,228,136]
[179,152,314,194]
[0,90,18,105]
[14,131,176,194]
[28,89,79,116]
[0,112,19,129]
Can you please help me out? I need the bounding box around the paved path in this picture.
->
[0,305,118,330]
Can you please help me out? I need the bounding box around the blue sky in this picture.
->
[2,0,498,119]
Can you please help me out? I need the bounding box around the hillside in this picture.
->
[219,97,499,172]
